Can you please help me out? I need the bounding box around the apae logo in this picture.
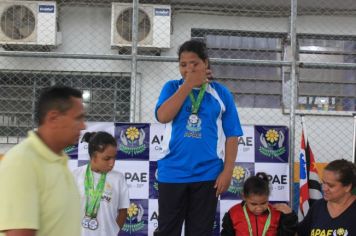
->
[151,134,163,151]
[149,211,158,228]
[310,228,349,236]
[125,172,147,188]
[185,115,202,139]
[227,165,251,194]
[258,129,286,158]
[122,203,145,233]
[101,183,113,202]
[333,228,349,236]
[153,169,158,191]
[238,136,253,152]
[64,145,76,154]
[268,174,287,190]
[268,174,287,184]
[119,126,147,156]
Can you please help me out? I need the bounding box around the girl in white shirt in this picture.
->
[73,131,130,236]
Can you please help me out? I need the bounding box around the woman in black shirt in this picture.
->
[297,159,356,236]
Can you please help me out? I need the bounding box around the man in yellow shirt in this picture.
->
[0,86,86,236]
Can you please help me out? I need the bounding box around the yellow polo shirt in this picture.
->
[0,131,81,236]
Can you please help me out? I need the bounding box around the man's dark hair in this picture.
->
[36,86,82,125]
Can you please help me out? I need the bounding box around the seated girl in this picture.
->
[221,172,297,236]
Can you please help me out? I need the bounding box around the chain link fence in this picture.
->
[0,0,355,209]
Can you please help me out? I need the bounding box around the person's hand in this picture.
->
[214,169,232,197]
[184,64,210,88]
[273,203,292,214]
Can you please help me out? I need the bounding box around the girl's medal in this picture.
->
[88,218,99,230]
[81,216,91,228]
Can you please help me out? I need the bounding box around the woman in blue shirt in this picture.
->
[154,39,243,236]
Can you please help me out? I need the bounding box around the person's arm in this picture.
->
[277,212,298,236]
[0,157,39,235]
[296,206,313,235]
[5,229,36,236]
[220,212,235,236]
[215,137,238,196]
[156,82,194,123]
[273,203,298,236]
[157,64,209,123]
[116,173,130,230]
[116,208,127,229]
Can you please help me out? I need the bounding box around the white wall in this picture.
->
[298,16,356,35]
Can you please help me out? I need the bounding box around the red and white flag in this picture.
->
[298,120,323,221]
[298,130,310,221]
[305,140,323,205]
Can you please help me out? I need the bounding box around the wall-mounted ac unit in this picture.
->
[111,3,171,48]
[0,1,59,46]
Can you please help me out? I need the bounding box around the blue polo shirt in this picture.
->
[155,79,243,183]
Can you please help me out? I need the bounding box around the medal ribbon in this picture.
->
[188,83,207,114]
[243,204,271,236]
[84,164,107,218]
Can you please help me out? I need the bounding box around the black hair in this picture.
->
[324,159,356,189]
[81,131,117,158]
[178,39,209,62]
[243,172,270,197]
[36,86,82,125]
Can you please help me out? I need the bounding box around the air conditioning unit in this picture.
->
[111,3,171,48]
[0,1,59,46]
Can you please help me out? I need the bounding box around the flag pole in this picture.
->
[353,113,356,164]
[301,115,307,141]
